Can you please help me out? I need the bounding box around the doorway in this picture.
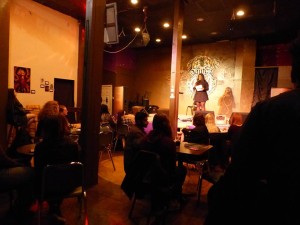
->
[54,78,75,121]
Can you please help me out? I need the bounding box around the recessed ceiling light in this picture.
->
[134,27,141,32]
[182,34,187,39]
[156,38,161,42]
[236,10,245,16]
[131,0,138,5]
[163,22,170,28]
[196,17,204,22]
[211,32,217,35]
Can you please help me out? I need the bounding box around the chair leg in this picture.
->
[107,149,116,171]
[196,161,205,205]
[113,136,119,152]
[128,194,137,219]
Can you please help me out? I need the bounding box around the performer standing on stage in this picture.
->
[193,73,209,111]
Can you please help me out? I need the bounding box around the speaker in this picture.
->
[104,3,119,44]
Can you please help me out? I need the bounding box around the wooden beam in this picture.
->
[169,0,184,137]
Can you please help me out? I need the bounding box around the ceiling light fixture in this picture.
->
[163,22,170,28]
[131,0,138,5]
[236,10,245,16]
[156,38,161,42]
[182,34,187,39]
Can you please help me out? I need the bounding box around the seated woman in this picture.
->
[6,88,37,128]
[205,113,220,133]
[100,104,116,132]
[34,114,80,224]
[182,112,210,144]
[140,113,187,212]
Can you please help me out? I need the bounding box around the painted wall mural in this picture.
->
[181,55,219,98]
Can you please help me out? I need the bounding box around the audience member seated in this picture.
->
[205,112,221,133]
[34,114,81,225]
[6,88,37,128]
[100,104,116,132]
[140,113,187,212]
[59,104,71,134]
[123,111,149,173]
[0,145,35,224]
[226,112,244,158]
[182,112,210,144]
[35,100,60,142]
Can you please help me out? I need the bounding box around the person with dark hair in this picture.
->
[6,88,37,127]
[34,114,80,224]
[182,112,210,144]
[100,103,116,132]
[204,33,300,225]
[193,73,209,111]
[140,113,187,213]
[123,111,148,173]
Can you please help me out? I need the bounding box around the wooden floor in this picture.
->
[62,151,213,225]
[1,151,213,225]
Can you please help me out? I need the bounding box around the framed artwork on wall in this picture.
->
[14,66,31,93]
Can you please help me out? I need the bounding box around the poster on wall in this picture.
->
[14,66,31,93]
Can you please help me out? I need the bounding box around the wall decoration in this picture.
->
[49,84,54,92]
[186,56,219,96]
[40,84,45,88]
[45,85,49,92]
[14,66,31,93]
[45,81,49,85]
[31,90,36,94]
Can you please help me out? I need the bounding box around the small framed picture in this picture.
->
[31,90,36,94]
[40,84,45,88]
[45,85,49,92]
[45,81,49,85]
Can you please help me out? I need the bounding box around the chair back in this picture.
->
[116,124,130,136]
[41,161,84,199]
[99,131,114,150]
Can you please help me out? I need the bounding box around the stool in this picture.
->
[186,106,194,115]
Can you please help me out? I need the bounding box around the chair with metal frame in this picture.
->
[37,161,87,225]
[113,123,130,152]
[99,130,115,171]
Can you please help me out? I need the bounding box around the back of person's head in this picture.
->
[152,113,172,138]
[290,31,300,86]
[41,114,66,140]
[229,112,243,126]
[39,100,59,120]
[135,111,148,125]
[193,113,206,127]
[100,104,109,114]
[205,113,215,125]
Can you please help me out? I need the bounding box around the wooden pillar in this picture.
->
[169,0,184,137]
[81,0,105,187]
[0,0,10,148]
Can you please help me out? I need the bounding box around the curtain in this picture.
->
[251,67,278,107]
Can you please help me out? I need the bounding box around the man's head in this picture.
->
[135,111,148,128]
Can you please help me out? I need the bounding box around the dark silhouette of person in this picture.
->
[204,33,300,225]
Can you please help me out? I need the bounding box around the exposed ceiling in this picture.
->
[34,0,300,49]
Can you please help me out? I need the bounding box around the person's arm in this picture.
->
[0,146,22,168]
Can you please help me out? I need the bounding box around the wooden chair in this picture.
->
[121,150,180,224]
[37,161,87,225]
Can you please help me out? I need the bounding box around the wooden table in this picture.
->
[16,143,36,156]
[176,142,213,163]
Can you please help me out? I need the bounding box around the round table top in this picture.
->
[16,143,36,156]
